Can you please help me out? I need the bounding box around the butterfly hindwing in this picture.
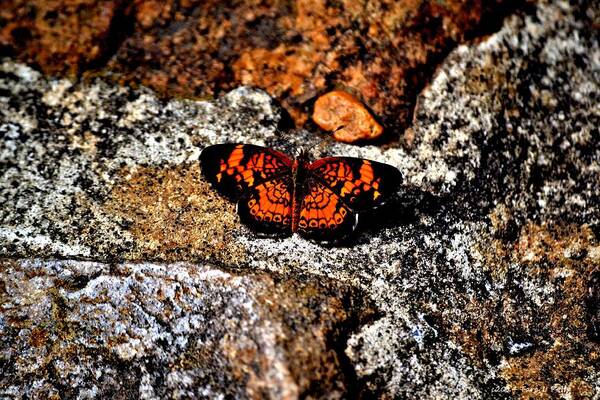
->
[237,176,293,237]
[200,143,292,199]
[308,157,402,211]
[297,178,357,241]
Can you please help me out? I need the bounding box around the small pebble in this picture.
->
[312,90,383,143]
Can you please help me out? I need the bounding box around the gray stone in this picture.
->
[0,259,369,398]
[1,0,599,398]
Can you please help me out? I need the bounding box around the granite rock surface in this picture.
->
[1,0,599,398]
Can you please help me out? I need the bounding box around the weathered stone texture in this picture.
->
[1,0,530,136]
[0,259,371,398]
[0,0,127,74]
[1,0,599,398]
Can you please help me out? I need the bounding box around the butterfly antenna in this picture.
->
[296,147,309,162]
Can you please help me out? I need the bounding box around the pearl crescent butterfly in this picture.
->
[200,143,402,241]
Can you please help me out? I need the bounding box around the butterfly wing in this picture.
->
[308,157,402,211]
[201,143,294,237]
[200,143,292,199]
[297,178,358,241]
[237,176,293,237]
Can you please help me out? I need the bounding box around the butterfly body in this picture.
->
[290,156,304,232]
[200,143,401,241]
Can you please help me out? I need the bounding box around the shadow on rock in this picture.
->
[340,186,452,247]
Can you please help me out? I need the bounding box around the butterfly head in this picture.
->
[295,148,311,164]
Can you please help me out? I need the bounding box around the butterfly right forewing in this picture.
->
[308,157,402,211]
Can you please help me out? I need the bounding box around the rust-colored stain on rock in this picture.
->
[312,90,383,143]
[104,163,246,264]
[498,224,600,400]
[1,0,528,135]
[0,0,125,75]
[28,327,49,348]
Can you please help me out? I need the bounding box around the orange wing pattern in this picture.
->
[308,157,402,211]
[297,178,357,240]
[237,176,293,236]
[201,144,402,241]
[200,143,292,199]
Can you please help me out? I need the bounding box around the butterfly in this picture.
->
[200,143,402,241]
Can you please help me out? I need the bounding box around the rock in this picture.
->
[312,90,383,143]
[0,259,373,398]
[0,0,127,75]
[587,270,600,341]
[1,0,530,132]
[109,0,530,131]
[1,0,599,398]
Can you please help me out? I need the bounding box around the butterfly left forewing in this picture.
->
[200,143,292,199]
[308,157,402,211]
[201,143,294,238]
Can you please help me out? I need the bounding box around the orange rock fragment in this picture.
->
[312,90,383,143]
